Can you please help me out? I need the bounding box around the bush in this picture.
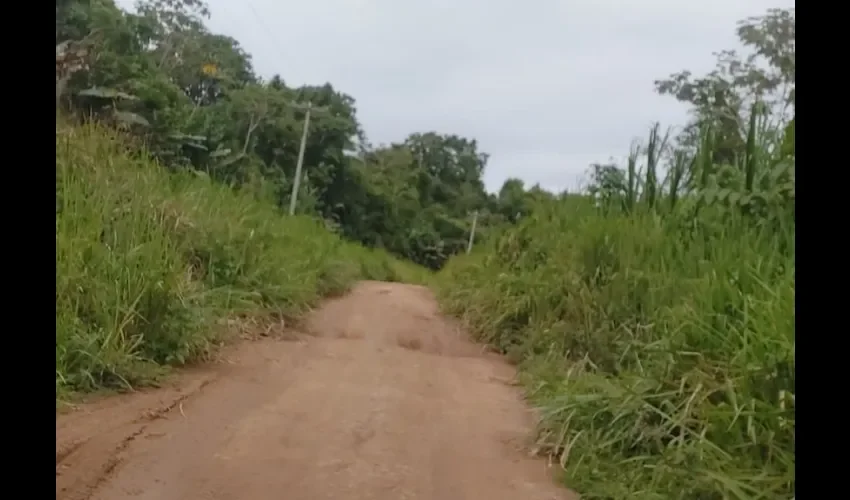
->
[435,198,794,499]
[56,123,421,398]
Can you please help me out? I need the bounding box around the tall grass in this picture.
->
[435,115,795,498]
[56,122,426,399]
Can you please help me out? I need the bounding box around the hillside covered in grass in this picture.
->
[436,8,795,500]
[57,123,427,398]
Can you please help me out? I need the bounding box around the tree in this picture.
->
[654,8,795,165]
[584,7,795,221]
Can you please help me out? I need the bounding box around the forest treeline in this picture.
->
[56,0,564,270]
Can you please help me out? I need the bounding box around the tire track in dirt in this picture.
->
[56,281,577,500]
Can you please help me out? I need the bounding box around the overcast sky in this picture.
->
[120,0,794,192]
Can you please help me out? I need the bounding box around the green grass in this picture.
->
[56,122,428,401]
[435,193,794,498]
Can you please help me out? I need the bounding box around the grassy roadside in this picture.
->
[434,196,794,498]
[56,123,427,402]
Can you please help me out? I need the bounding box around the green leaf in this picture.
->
[112,111,150,127]
[78,87,138,101]
[169,133,208,143]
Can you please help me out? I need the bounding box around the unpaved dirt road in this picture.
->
[56,281,576,500]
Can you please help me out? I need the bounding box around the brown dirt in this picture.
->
[56,281,577,500]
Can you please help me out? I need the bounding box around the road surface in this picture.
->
[56,281,576,500]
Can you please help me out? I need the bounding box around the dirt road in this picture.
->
[56,281,576,500]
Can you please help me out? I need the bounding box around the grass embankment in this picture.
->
[436,198,794,498]
[56,123,427,401]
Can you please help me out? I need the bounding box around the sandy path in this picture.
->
[56,281,576,500]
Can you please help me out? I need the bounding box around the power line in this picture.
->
[212,0,284,73]
[211,0,332,216]
[244,1,283,57]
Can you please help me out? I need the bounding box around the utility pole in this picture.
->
[466,210,478,254]
[289,102,312,216]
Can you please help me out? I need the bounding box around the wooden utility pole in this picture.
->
[466,210,478,254]
[289,102,312,216]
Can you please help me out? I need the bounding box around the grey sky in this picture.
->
[120,0,794,192]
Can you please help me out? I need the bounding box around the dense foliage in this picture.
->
[57,122,432,399]
[56,0,552,270]
[437,8,794,499]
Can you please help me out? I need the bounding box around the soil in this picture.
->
[56,281,577,500]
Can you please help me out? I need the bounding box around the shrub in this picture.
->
[436,196,794,499]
